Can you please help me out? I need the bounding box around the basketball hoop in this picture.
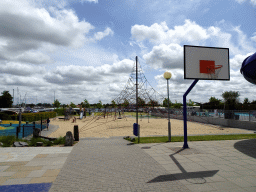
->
[206,65,223,79]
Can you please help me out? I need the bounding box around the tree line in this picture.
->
[1,90,256,111]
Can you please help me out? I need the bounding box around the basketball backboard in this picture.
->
[184,45,230,80]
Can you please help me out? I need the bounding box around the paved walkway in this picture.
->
[49,137,256,192]
[1,124,256,191]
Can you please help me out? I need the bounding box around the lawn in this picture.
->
[125,134,256,144]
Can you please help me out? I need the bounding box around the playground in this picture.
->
[47,113,255,138]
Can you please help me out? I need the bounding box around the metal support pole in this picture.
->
[41,117,42,131]
[148,110,149,123]
[19,108,21,134]
[23,125,25,138]
[136,56,139,143]
[167,79,171,142]
[183,79,199,149]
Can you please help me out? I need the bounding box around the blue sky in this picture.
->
[0,0,256,105]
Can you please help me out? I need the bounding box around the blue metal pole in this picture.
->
[183,79,199,149]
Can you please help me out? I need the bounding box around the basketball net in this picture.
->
[206,65,223,79]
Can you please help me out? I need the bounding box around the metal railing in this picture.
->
[151,108,256,122]
[0,118,48,139]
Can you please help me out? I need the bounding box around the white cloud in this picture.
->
[251,33,256,42]
[0,0,100,65]
[1,75,48,87]
[81,0,98,3]
[230,53,254,70]
[89,27,114,42]
[235,0,256,5]
[131,20,220,45]
[0,62,46,76]
[43,59,134,85]
[143,43,183,70]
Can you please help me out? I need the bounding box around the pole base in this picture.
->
[183,143,189,149]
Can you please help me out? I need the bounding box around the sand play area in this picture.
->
[47,116,255,138]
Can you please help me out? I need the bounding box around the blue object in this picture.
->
[0,183,52,192]
[133,123,138,136]
[0,123,47,138]
[183,79,199,149]
[240,52,256,85]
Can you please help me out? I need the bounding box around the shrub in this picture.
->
[0,113,12,120]
[28,137,45,146]
[45,140,53,146]
[0,135,16,147]
[53,136,65,145]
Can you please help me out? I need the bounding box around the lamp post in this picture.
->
[163,71,172,142]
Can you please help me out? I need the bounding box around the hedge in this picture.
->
[10,112,56,122]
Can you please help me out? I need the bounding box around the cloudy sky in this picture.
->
[1,0,256,105]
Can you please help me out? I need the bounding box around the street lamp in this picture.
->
[163,71,172,142]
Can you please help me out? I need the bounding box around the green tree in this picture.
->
[243,98,249,105]
[111,100,116,108]
[187,99,195,106]
[70,102,77,108]
[163,98,172,108]
[97,100,103,109]
[138,97,145,107]
[173,100,182,108]
[54,99,61,108]
[0,91,13,108]
[122,99,129,108]
[222,91,240,110]
[148,99,159,109]
[208,96,221,109]
[209,96,221,104]
[83,99,90,108]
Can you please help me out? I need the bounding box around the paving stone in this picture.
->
[0,166,10,172]
[49,137,189,192]
[208,181,241,190]
[10,171,31,178]
[27,169,47,178]
[0,176,11,185]
[0,171,16,176]
[29,176,56,183]
[2,178,32,185]
[34,154,49,158]
[5,165,42,172]
[43,169,60,177]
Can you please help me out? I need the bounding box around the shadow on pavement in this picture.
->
[148,147,219,184]
[234,139,256,159]
[147,170,219,183]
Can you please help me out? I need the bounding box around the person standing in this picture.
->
[47,118,50,130]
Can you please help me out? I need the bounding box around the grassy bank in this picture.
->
[125,134,256,144]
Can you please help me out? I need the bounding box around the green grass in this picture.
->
[0,135,68,147]
[125,134,256,144]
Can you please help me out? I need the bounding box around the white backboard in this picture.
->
[184,45,230,80]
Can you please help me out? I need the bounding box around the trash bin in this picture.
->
[74,125,79,141]
[133,123,139,136]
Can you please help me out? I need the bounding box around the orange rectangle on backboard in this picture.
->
[200,60,215,73]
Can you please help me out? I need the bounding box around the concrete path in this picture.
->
[1,124,256,192]
[49,137,256,192]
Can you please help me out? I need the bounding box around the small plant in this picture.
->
[0,135,16,147]
[53,136,65,145]
[0,135,74,147]
[28,137,46,147]
[45,140,53,146]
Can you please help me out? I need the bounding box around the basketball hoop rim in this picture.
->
[206,65,223,74]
